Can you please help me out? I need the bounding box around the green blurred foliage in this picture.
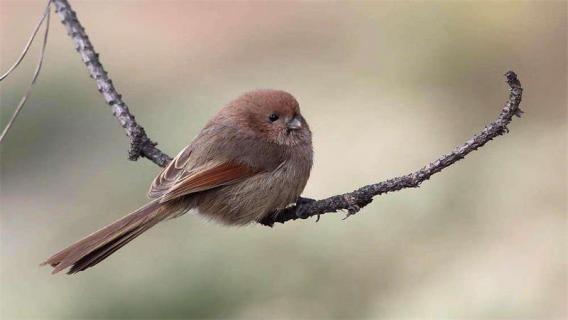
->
[1,1,566,319]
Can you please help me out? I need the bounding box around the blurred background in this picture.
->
[1,0,566,318]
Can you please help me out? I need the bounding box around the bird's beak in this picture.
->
[287,117,302,130]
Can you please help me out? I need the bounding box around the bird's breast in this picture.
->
[194,149,312,225]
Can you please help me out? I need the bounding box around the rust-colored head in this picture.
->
[219,89,311,146]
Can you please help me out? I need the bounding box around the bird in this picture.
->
[41,89,313,274]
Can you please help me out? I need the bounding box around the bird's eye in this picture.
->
[268,113,279,122]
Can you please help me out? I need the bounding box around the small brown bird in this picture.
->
[42,90,313,274]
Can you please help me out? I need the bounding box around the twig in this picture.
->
[51,0,172,167]
[0,1,51,144]
[0,1,51,82]
[259,71,523,226]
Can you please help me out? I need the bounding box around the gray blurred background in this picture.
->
[1,1,566,318]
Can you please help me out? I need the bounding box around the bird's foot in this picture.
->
[295,196,316,219]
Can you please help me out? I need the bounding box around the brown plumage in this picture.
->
[42,89,313,274]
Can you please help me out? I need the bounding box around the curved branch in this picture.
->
[260,71,523,226]
[52,0,172,167]
[50,1,524,226]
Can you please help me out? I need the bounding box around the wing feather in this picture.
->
[148,145,192,199]
[159,162,254,202]
[148,124,273,201]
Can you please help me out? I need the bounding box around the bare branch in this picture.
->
[0,1,51,144]
[51,0,172,167]
[49,1,524,226]
[259,71,524,226]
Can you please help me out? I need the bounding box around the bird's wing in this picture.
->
[148,124,277,201]
[148,141,257,202]
[158,161,255,202]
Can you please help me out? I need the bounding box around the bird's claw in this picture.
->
[295,196,316,219]
[342,204,361,220]
[341,194,367,220]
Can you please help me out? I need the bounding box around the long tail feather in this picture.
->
[42,200,165,274]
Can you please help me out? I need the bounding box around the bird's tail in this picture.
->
[41,200,167,274]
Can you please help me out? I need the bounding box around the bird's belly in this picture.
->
[193,164,308,225]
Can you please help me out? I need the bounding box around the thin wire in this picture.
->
[0,2,51,144]
[0,1,52,82]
